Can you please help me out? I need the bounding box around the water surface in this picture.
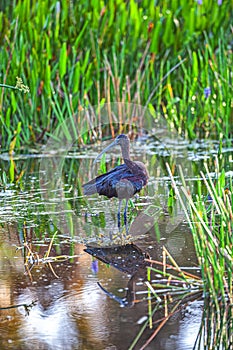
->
[0,138,232,349]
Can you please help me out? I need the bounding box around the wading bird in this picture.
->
[82,134,149,230]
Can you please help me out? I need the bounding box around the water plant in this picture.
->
[168,159,232,303]
[163,158,233,349]
[129,158,232,349]
[0,1,232,151]
[129,246,203,349]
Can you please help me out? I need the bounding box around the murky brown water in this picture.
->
[0,138,232,349]
[0,222,200,350]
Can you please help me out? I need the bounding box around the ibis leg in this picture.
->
[118,199,122,230]
[124,200,129,233]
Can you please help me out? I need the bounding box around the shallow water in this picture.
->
[0,222,200,350]
[0,137,232,349]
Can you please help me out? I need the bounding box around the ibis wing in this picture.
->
[82,164,126,196]
[83,164,145,198]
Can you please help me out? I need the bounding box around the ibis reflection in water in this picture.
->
[82,134,149,230]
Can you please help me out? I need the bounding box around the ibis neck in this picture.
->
[121,141,130,161]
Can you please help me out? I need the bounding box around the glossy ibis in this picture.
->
[82,134,149,229]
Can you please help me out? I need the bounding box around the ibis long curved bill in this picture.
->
[93,138,120,165]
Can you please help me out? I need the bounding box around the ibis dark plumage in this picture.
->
[82,134,149,229]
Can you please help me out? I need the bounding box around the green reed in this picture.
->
[194,297,232,350]
[132,158,232,349]
[0,0,232,151]
[167,159,233,305]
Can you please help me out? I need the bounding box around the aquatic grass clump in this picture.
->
[0,1,233,150]
[167,160,233,305]
[129,246,203,349]
[193,297,233,349]
[18,229,79,281]
[132,159,232,349]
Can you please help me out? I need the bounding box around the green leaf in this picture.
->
[192,51,198,78]
[9,158,15,182]
[59,42,67,79]
[151,20,162,53]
